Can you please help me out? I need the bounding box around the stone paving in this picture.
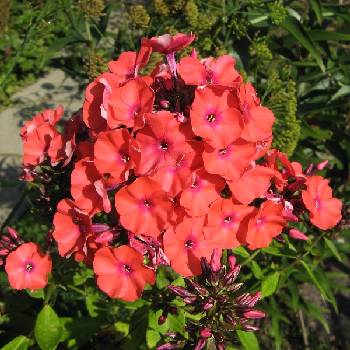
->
[0,69,83,226]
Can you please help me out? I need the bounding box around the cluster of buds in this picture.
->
[0,228,23,266]
[159,249,265,350]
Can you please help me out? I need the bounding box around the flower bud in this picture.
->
[194,338,206,350]
[199,327,212,338]
[317,160,328,170]
[157,343,179,350]
[289,229,308,241]
[224,265,240,285]
[186,279,209,296]
[226,282,243,292]
[168,285,196,298]
[158,314,167,325]
[210,248,222,272]
[215,342,226,350]
[200,257,210,276]
[7,227,19,240]
[243,310,266,319]
[228,255,236,270]
[243,324,259,332]
[202,297,214,310]
[223,313,237,326]
[0,249,9,256]
[184,296,197,304]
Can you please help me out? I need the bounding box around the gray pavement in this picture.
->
[0,69,84,226]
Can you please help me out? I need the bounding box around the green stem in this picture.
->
[241,249,261,266]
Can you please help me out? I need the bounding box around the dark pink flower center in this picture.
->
[224,216,232,223]
[123,264,132,273]
[185,239,194,249]
[206,113,216,123]
[25,262,34,273]
[143,199,153,208]
[120,152,130,163]
[159,140,169,150]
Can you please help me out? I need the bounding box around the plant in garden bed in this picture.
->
[0,33,345,350]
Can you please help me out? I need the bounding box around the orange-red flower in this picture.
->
[107,79,154,129]
[202,139,256,180]
[134,111,194,175]
[93,245,155,301]
[149,141,203,197]
[239,83,275,142]
[163,218,217,276]
[71,158,111,215]
[204,198,254,249]
[190,86,242,148]
[83,73,119,131]
[228,165,274,204]
[115,177,173,237]
[108,45,152,82]
[302,176,342,230]
[20,106,63,138]
[22,123,62,167]
[52,199,93,258]
[242,201,286,250]
[180,168,225,217]
[94,128,134,183]
[5,242,51,290]
[178,55,241,87]
[142,33,195,55]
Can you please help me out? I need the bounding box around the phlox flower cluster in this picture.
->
[3,34,342,307]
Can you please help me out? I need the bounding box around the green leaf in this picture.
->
[26,288,44,299]
[300,261,328,302]
[305,303,330,333]
[281,16,325,71]
[232,246,250,258]
[34,305,62,350]
[261,272,280,298]
[309,0,323,25]
[237,330,260,350]
[156,266,171,289]
[1,336,30,350]
[146,330,161,348]
[85,287,100,317]
[167,309,186,333]
[324,237,343,262]
[310,30,350,42]
[251,261,263,279]
[330,85,350,102]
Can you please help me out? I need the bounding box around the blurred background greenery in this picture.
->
[0,1,350,349]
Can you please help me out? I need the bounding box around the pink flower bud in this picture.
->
[199,327,212,338]
[7,227,19,240]
[317,160,328,170]
[203,299,214,310]
[0,249,9,256]
[158,314,167,325]
[243,324,259,331]
[289,229,308,241]
[243,310,266,319]
[157,343,178,350]
[194,338,206,350]
[190,48,197,59]
[210,248,221,272]
[228,255,236,270]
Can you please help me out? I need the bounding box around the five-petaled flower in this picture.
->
[5,242,52,290]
